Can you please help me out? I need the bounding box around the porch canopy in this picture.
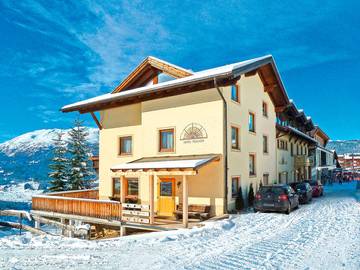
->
[110,154,220,176]
[110,154,220,228]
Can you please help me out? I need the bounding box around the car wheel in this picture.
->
[285,204,291,215]
[253,208,258,213]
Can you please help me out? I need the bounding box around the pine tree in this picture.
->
[235,186,244,211]
[248,183,255,207]
[48,131,68,192]
[67,119,93,190]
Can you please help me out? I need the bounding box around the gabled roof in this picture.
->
[112,56,193,93]
[62,55,290,113]
[310,126,330,145]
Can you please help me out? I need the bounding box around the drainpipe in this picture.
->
[214,78,228,214]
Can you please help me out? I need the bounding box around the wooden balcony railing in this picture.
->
[47,189,99,200]
[32,193,121,220]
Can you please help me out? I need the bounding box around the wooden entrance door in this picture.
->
[157,178,176,216]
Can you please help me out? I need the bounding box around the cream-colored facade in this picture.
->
[97,73,277,215]
[276,134,311,183]
[226,74,277,209]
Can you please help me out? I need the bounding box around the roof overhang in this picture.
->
[276,124,318,144]
[112,56,193,93]
[61,55,290,114]
[314,126,330,143]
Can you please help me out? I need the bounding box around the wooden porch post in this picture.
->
[182,175,188,228]
[120,176,126,204]
[120,175,127,236]
[149,175,155,224]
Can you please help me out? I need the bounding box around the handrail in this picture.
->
[47,188,99,196]
[32,194,119,203]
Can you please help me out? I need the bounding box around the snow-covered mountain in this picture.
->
[0,128,99,188]
[327,140,360,155]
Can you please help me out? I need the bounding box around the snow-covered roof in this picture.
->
[62,55,277,112]
[111,155,219,171]
[277,124,317,144]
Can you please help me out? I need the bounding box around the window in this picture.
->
[119,136,132,155]
[159,129,174,152]
[263,135,268,153]
[249,154,256,176]
[127,178,139,196]
[290,143,294,156]
[231,85,239,102]
[160,181,173,196]
[278,172,289,184]
[262,102,268,117]
[248,112,255,132]
[278,139,288,151]
[296,144,299,155]
[263,173,269,185]
[112,178,121,198]
[231,126,240,150]
[231,177,240,198]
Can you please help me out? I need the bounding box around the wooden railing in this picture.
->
[47,189,99,199]
[32,194,121,220]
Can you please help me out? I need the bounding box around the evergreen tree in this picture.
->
[248,183,255,207]
[235,186,244,211]
[67,119,93,190]
[48,131,68,192]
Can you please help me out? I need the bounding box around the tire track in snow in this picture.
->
[0,184,358,270]
[188,190,359,270]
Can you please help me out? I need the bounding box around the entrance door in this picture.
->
[157,178,176,216]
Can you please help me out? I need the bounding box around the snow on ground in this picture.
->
[0,182,359,270]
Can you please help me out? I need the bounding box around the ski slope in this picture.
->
[0,183,359,270]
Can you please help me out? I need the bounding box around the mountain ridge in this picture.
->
[0,128,99,188]
[327,140,360,155]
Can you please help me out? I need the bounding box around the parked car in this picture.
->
[306,180,324,197]
[289,182,312,204]
[254,184,299,214]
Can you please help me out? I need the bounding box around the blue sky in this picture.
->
[0,0,359,142]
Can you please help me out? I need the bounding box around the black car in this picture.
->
[289,182,312,204]
[254,184,299,214]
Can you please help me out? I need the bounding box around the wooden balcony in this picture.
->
[295,155,314,167]
[47,189,99,200]
[32,190,121,221]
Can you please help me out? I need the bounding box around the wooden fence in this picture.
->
[32,195,121,220]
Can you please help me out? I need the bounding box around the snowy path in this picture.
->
[0,183,359,270]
